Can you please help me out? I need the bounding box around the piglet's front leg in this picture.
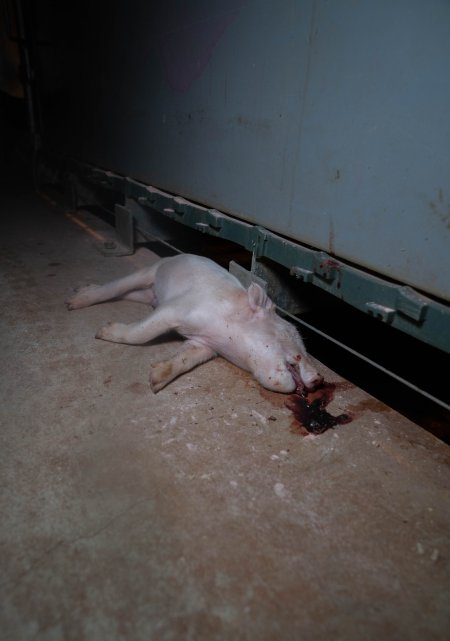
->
[150,341,216,392]
[96,305,177,345]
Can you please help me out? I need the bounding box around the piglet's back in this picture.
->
[154,254,244,305]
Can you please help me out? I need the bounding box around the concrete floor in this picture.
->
[1,183,449,641]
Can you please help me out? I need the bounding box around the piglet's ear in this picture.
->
[247,282,274,312]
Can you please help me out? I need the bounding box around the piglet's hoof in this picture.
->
[66,284,99,310]
[65,295,80,311]
[149,361,174,393]
[95,322,124,342]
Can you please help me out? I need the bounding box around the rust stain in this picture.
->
[320,258,340,270]
[328,219,335,255]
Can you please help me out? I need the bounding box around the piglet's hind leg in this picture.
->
[67,264,159,310]
[150,341,216,392]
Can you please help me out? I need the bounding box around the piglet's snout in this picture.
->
[288,358,323,392]
[302,370,324,390]
[299,363,324,390]
[255,367,296,393]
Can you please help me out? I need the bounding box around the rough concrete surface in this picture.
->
[1,186,449,641]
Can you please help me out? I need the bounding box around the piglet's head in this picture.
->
[244,282,323,393]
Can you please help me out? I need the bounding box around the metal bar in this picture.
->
[279,307,450,413]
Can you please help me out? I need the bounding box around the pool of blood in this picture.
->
[286,365,352,435]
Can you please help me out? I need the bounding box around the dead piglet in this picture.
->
[67,254,322,393]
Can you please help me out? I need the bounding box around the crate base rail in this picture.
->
[38,154,450,357]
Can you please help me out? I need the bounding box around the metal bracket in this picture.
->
[252,227,270,258]
[229,261,268,291]
[366,288,428,325]
[251,256,313,314]
[366,302,396,323]
[95,204,134,256]
[290,266,314,283]
[313,252,341,281]
[115,204,135,252]
[396,286,428,323]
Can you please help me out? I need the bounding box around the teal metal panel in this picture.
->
[37,0,450,303]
